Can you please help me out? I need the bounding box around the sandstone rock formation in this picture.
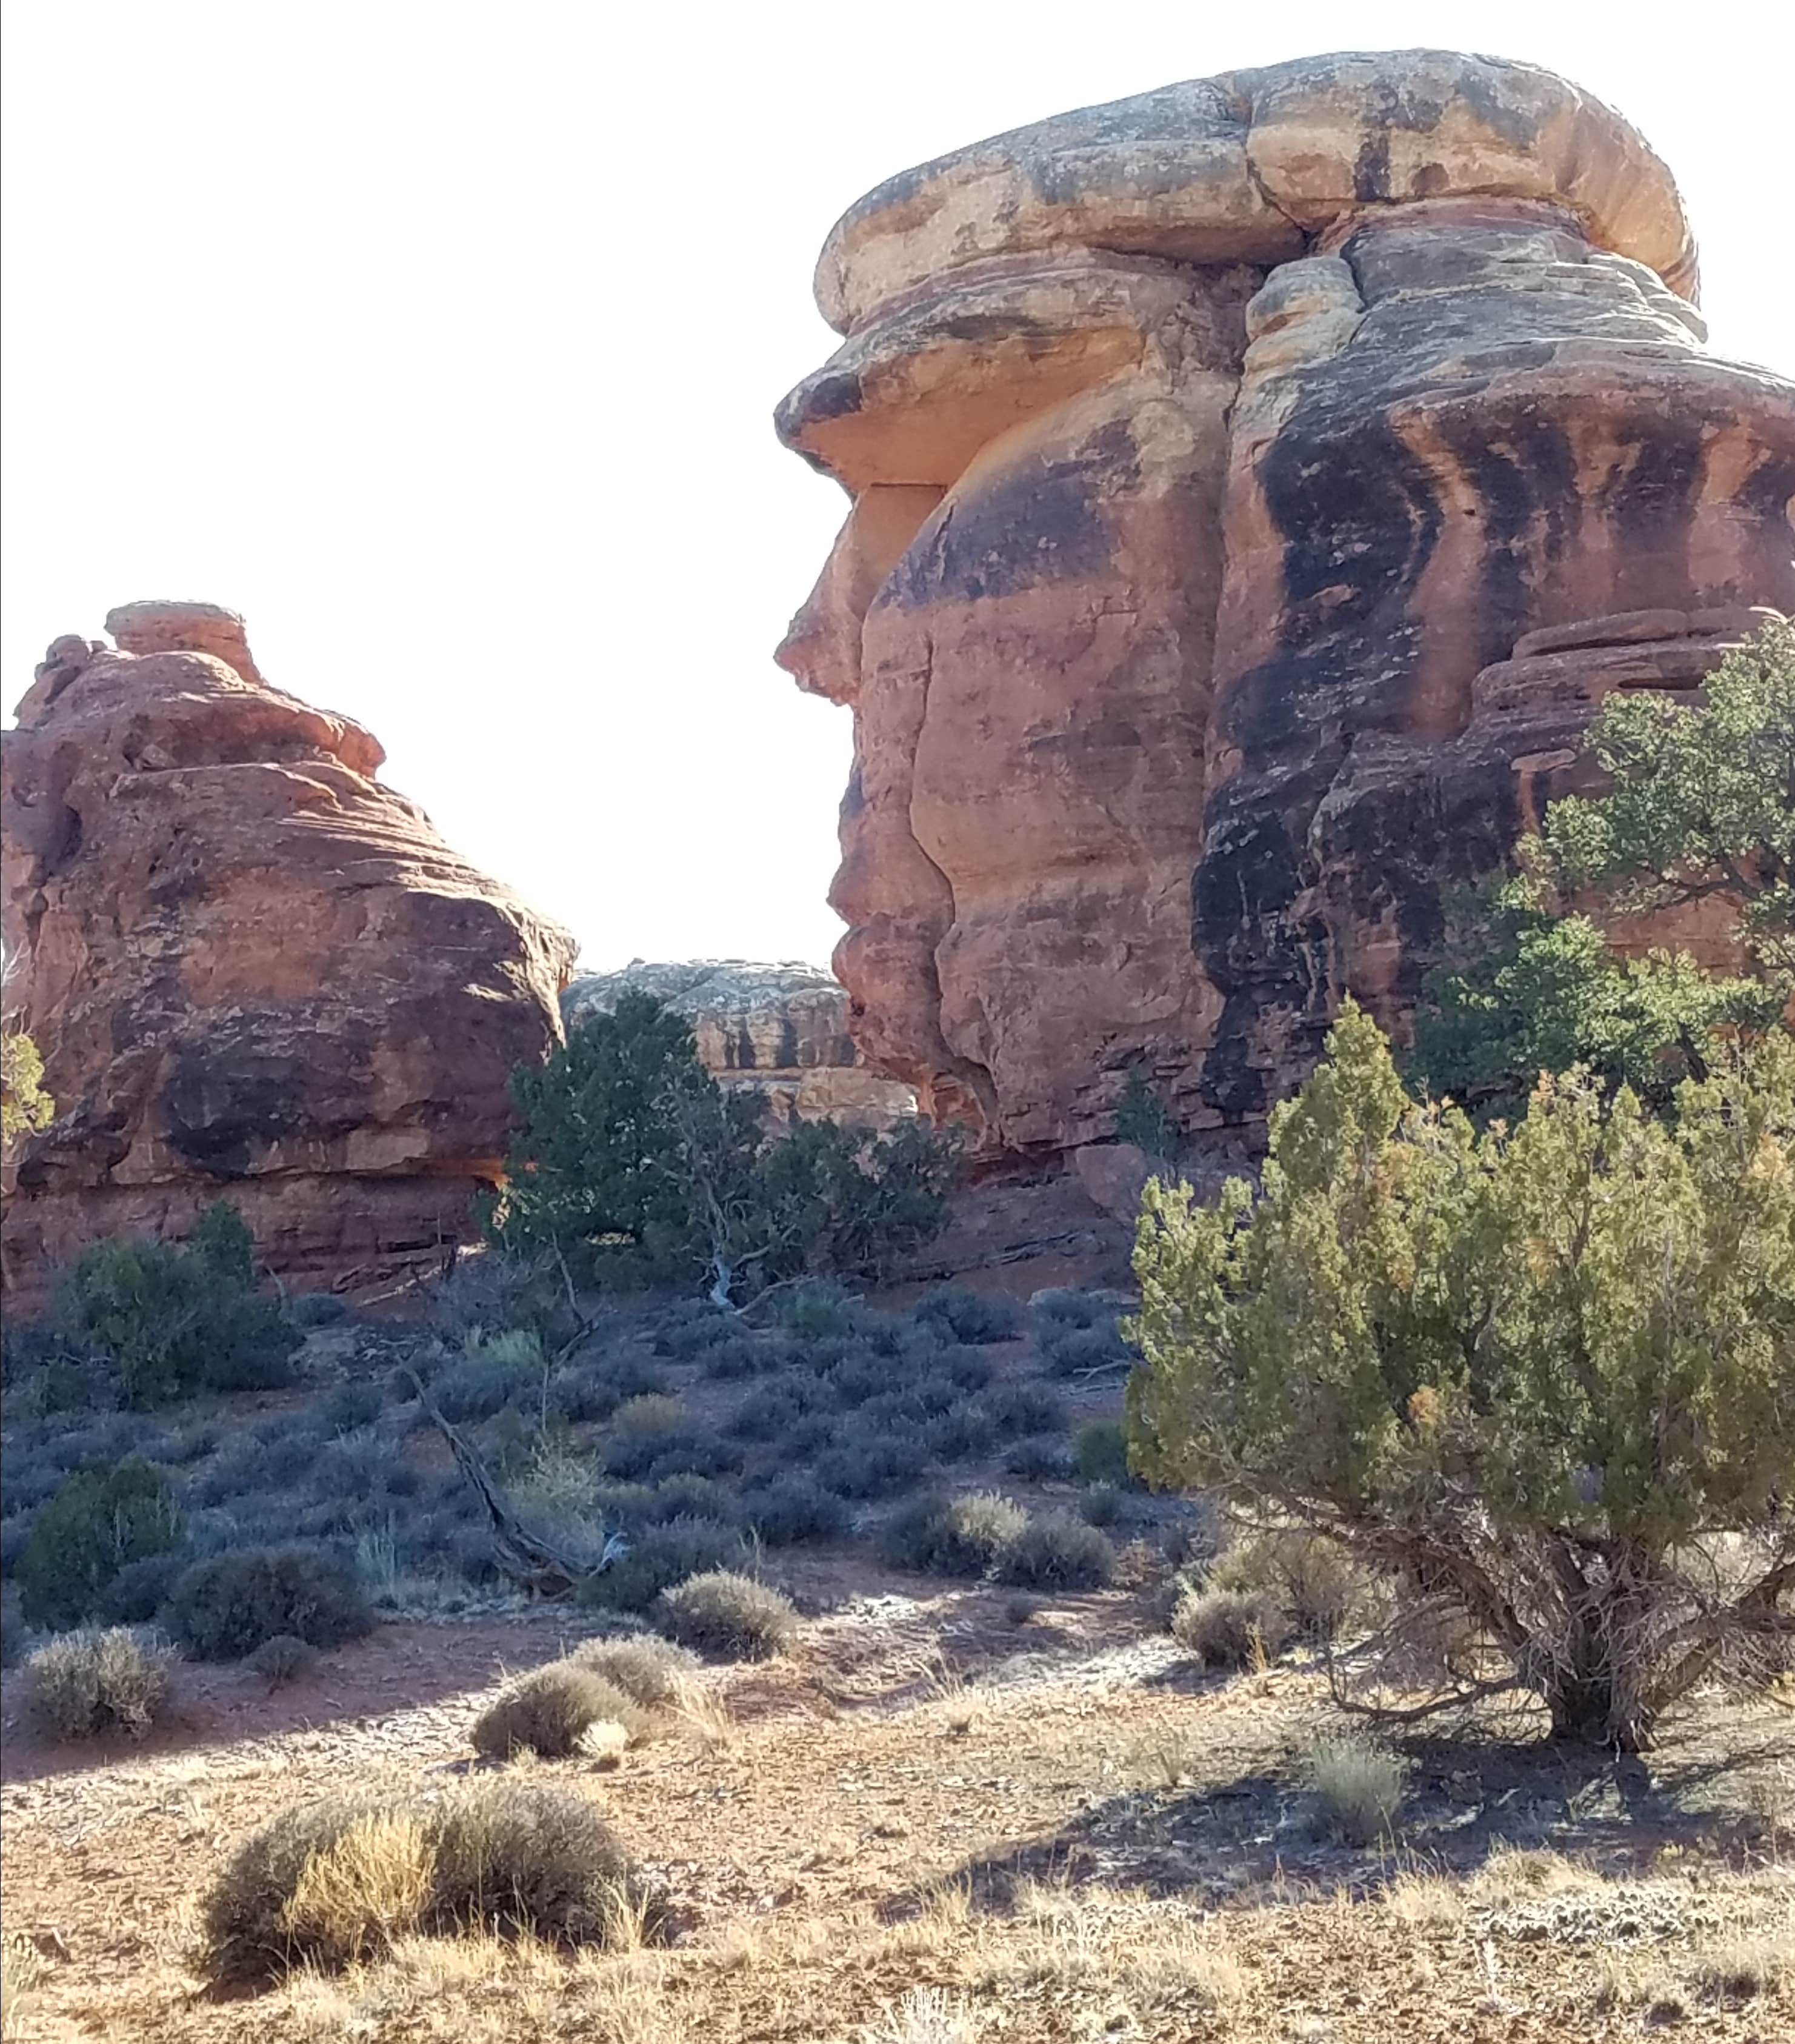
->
[2,604,576,1297]
[776,52,1795,1161]
[562,960,917,1131]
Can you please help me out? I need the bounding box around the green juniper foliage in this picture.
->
[16,1458,184,1632]
[488,992,957,1298]
[1412,620,1794,1117]
[1127,1003,1795,1753]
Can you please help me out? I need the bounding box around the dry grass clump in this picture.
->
[471,1661,650,1759]
[24,1625,173,1741]
[862,1986,983,2043]
[2,1938,47,2040]
[1468,1845,1587,1897]
[654,1570,796,1660]
[201,1780,660,1982]
[1170,1586,1285,1670]
[1688,1934,1792,2005]
[1207,1528,1368,1642]
[567,1634,701,1709]
[1304,1734,1407,1846]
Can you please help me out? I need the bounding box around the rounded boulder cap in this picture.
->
[814,49,1697,332]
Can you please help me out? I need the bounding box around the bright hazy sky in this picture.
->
[4,4,1791,972]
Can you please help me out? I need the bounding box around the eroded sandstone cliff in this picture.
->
[776,48,1795,1157]
[562,960,917,1130]
[1,604,576,1296]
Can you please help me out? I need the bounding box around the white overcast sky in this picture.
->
[4,4,1791,972]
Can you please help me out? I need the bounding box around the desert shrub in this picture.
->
[471,1662,649,1758]
[813,1429,928,1500]
[290,1292,351,1328]
[928,1344,995,1394]
[24,1626,173,1740]
[1004,1436,1073,1481]
[778,1282,859,1342]
[0,1511,31,1577]
[701,1332,781,1380]
[652,1306,739,1360]
[1071,1419,1131,1486]
[428,1245,570,1348]
[640,1474,739,1526]
[16,1458,183,1631]
[881,1492,1027,1577]
[1171,1588,1287,1669]
[248,1633,319,1685]
[1208,1529,1367,1644]
[981,1381,1067,1435]
[201,1782,654,1980]
[99,1551,186,1625]
[823,1347,889,1406]
[1305,1735,1408,1846]
[1031,1288,1105,1329]
[921,1403,999,1463]
[568,1634,700,1708]
[1039,1322,1131,1377]
[318,1380,384,1432]
[1,1583,29,1668]
[742,1474,849,1546]
[656,1569,796,1660]
[994,1513,1115,1591]
[431,1329,544,1421]
[55,1203,298,1404]
[1077,1485,1128,1529]
[576,1516,741,1614]
[1129,1004,1795,1751]
[911,1287,1022,1345]
[728,1376,828,1442]
[165,1544,375,1662]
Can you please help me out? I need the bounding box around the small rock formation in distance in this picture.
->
[1,602,577,1300]
[562,960,917,1131]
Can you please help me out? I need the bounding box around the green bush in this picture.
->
[1128,1003,1795,1751]
[1170,1587,1285,1669]
[576,1517,741,1614]
[470,1662,649,1758]
[994,1514,1115,1591]
[200,1781,659,1982]
[655,1569,796,1660]
[16,1458,183,1631]
[165,1545,374,1662]
[1071,1420,1131,1486]
[24,1626,173,1741]
[881,1492,1028,1577]
[56,1202,298,1404]
[487,991,957,1298]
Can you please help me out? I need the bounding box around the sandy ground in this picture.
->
[4,1580,1794,2043]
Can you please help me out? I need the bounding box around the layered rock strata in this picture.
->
[562,960,917,1131]
[776,49,1795,1154]
[2,606,576,1296]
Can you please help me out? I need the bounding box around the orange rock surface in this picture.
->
[2,606,575,1297]
[776,50,1795,1156]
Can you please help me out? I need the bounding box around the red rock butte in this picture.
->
[774,49,1795,1161]
[1,603,576,1298]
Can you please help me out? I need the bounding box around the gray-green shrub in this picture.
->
[165,1545,374,1661]
[24,1626,173,1740]
[655,1569,796,1660]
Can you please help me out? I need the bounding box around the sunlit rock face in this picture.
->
[1,605,576,1298]
[776,49,1795,1156]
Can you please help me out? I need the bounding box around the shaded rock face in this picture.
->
[2,606,576,1297]
[562,961,917,1132]
[776,49,1795,1155]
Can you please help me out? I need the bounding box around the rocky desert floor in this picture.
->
[5,1571,1794,2044]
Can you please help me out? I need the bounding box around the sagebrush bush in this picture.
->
[1030,1288,1104,1329]
[56,1203,298,1404]
[248,1633,319,1685]
[201,1780,656,1981]
[1305,1735,1408,1846]
[994,1514,1115,1591]
[165,1545,374,1662]
[744,1474,849,1546]
[576,1516,741,1614]
[99,1551,185,1625]
[911,1288,1022,1345]
[1171,1587,1286,1669]
[981,1381,1067,1437]
[1071,1419,1131,1486]
[1208,1529,1367,1643]
[1004,1436,1073,1481]
[813,1428,928,1500]
[881,1492,1028,1578]
[290,1293,351,1328]
[25,1626,173,1740]
[656,1569,796,1660]
[16,1457,183,1631]
[471,1662,649,1758]
[1039,1323,1131,1377]
[920,1404,999,1463]
[568,1634,700,1709]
